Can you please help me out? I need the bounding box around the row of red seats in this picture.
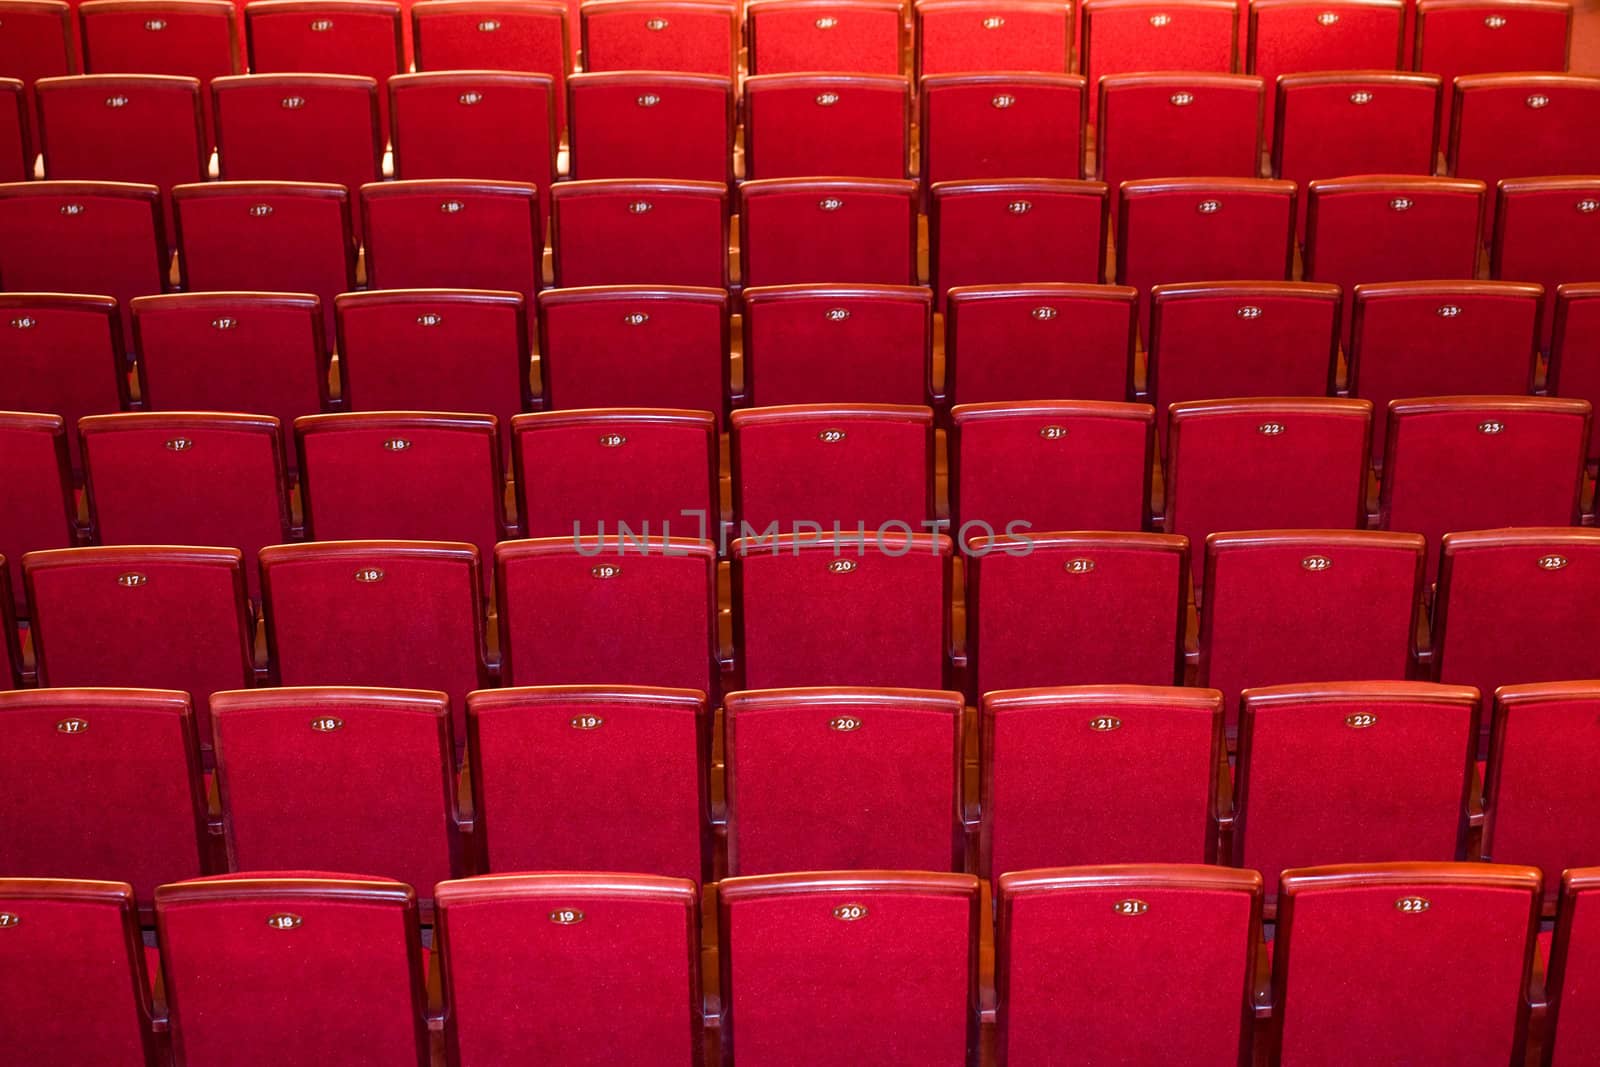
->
[6,861,1594,1066]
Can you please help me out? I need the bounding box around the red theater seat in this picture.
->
[944,283,1136,404]
[741,284,930,408]
[1492,177,1600,354]
[411,0,570,132]
[995,866,1261,1066]
[361,180,541,310]
[550,179,728,289]
[919,74,1085,195]
[725,687,965,875]
[0,0,75,163]
[434,873,702,1066]
[734,532,951,691]
[24,546,253,749]
[0,690,207,902]
[742,72,910,183]
[468,687,708,880]
[982,690,1226,878]
[1551,282,1600,461]
[966,532,1188,696]
[0,413,74,616]
[156,874,430,1067]
[0,77,25,179]
[717,871,980,1066]
[915,0,1073,77]
[0,293,125,474]
[1545,867,1600,1064]
[244,0,402,135]
[567,71,733,184]
[745,0,903,75]
[78,0,237,148]
[1269,863,1540,1067]
[1247,0,1405,146]
[1080,0,1236,126]
[580,0,736,77]
[1416,0,1571,131]
[740,177,919,288]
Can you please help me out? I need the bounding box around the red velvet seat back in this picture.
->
[24,546,253,747]
[550,179,728,288]
[744,73,908,181]
[983,690,1223,878]
[920,73,1084,197]
[731,403,933,534]
[1271,863,1539,1067]
[740,177,918,288]
[245,0,402,133]
[0,879,155,1067]
[1199,531,1425,733]
[538,285,728,422]
[496,537,717,695]
[0,0,75,161]
[719,872,979,1066]
[362,180,541,310]
[742,284,929,407]
[1416,0,1570,133]
[1235,682,1476,906]
[0,293,124,474]
[951,400,1152,535]
[512,409,717,539]
[468,689,707,881]
[211,688,458,897]
[411,0,569,132]
[1080,0,1236,124]
[1272,73,1440,239]
[1551,283,1600,461]
[915,0,1072,77]
[156,875,430,1067]
[1248,0,1404,147]
[735,533,950,691]
[725,687,964,875]
[79,0,237,149]
[1547,868,1600,1066]
[580,0,736,76]
[1492,179,1600,355]
[996,866,1260,1066]
[945,283,1136,404]
[172,181,354,346]
[0,690,206,902]
[435,874,701,1067]
[0,76,23,178]
[968,532,1187,696]
[567,71,733,184]
[0,414,74,615]
[745,0,903,75]
[1164,399,1372,582]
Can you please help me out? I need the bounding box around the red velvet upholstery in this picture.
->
[734,533,951,691]
[79,411,291,599]
[1551,282,1600,461]
[435,873,701,1067]
[495,537,718,695]
[1248,0,1404,147]
[0,292,125,474]
[1484,684,1600,911]
[983,690,1224,878]
[0,0,74,162]
[211,73,381,238]
[725,687,964,875]
[1270,863,1540,1067]
[0,560,15,684]
[1234,682,1476,907]
[567,71,733,184]
[928,179,1107,312]
[24,546,253,748]
[744,73,908,181]
[79,0,237,149]
[740,177,918,288]
[967,532,1188,696]
[919,74,1084,197]
[334,289,530,459]
[0,414,74,616]
[512,409,717,539]
[745,0,903,75]
[1147,283,1341,451]
[731,403,933,534]
[1546,867,1600,1065]
[1116,178,1295,342]
[0,76,23,179]
[1492,178,1600,354]
[389,72,556,218]
[1198,531,1426,734]
[259,541,488,734]
[245,0,401,135]
[1378,397,1590,582]
[1352,281,1542,465]
[742,284,931,407]
[0,879,156,1067]
[172,181,354,346]
[718,871,980,1066]
[296,413,505,590]
[0,690,207,902]
[915,0,1072,77]
[1449,74,1600,239]
[580,0,736,77]
[1416,0,1570,133]
[538,285,729,422]
[945,283,1136,404]
[1271,72,1441,239]
[467,689,708,880]
[995,866,1260,1066]
[156,874,430,1067]
[1080,0,1236,125]
[0,180,166,347]
[550,179,728,289]
[411,0,570,133]
[951,400,1153,535]
[132,292,328,475]
[210,688,459,898]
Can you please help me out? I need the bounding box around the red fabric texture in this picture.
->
[0,2,72,161]
[0,80,23,180]
[0,294,123,474]
[79,0,236,147]
[567,72,732,183]
[411,0,569,134]
[1097,75,1263,217]
[0,414,74,614]
[1552,285,1600,460]
[916,0,1071,76]
[550,179,728,288]
[745,73,908,181]
[581,0,737,77]
[945,283,1135,404]
[1249,0,1404,147]
[746,0,903,74]
[1081,0,1235,124]
[362,180,541,309]
[929,179,1105,311]
[743,284,929,407]
[1418,0,1570,134]
[921,73,1084,190]
[1550,878,1600,1066]
[1493,180,1600,353]
[246,1,403,137]
[740,177,917,288]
